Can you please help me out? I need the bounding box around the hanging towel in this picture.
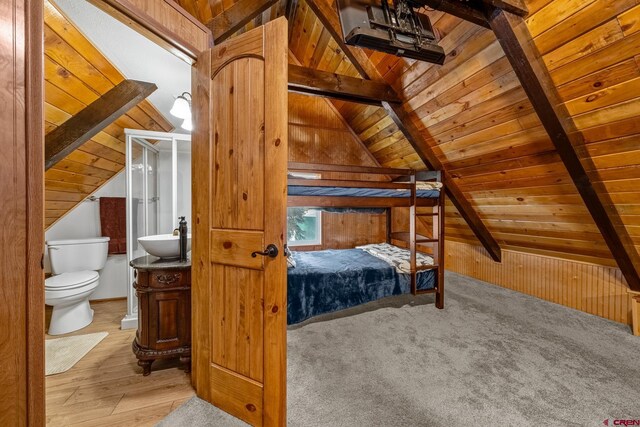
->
[100,197,127,254]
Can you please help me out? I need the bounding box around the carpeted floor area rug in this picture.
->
[158,272,640,426]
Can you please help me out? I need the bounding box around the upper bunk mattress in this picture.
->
[287,186,440,198]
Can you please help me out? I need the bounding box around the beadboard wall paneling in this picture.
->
[291,212,387,252]
[445,240,632,326]
[288,92,387,250]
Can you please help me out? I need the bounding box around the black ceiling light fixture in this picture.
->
[336,0,446,64]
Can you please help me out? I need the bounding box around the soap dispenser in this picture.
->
[179,216,188,262]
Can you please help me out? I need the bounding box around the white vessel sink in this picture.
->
[138,234,192,259]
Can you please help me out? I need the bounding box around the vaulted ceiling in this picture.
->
[38,0,640,290]
[44,0,174,228]
[175,0,640,271]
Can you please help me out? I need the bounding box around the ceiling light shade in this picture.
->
[170,92,191,119]
[181,116,192,132]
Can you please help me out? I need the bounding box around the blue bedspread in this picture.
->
[287,248,436,324]
[288,185,440,198]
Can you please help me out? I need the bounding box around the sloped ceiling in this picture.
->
[176,0,640,267]
[53,0,193,131]
[44,0,175,228]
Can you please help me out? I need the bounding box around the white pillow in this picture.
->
[285,246,296,268]
[287,254,296,268]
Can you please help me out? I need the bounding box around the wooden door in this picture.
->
[191,18,288,426]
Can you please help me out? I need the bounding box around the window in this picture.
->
[287,172,322,247]
[287,208,322,246]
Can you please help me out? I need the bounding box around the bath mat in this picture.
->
[45,332,108,376]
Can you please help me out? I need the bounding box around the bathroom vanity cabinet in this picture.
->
[130,256,191,376]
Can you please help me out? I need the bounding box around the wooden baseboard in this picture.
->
[91,297,127,303]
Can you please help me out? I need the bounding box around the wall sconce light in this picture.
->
[170,92,192,131]
[181,116,193,132]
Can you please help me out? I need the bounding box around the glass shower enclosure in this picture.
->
[121,129,192,330]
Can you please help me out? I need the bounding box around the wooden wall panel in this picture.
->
[285,0,640,268]
[294,213,387,252]
[44,0,174,229]
[537,1,640,259]
[288,92,387,250]
[179,0,640,324]
[446,240,633,326]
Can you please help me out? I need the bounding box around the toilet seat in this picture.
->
[46,270,99,291]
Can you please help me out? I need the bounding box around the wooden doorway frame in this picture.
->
[1,1,45,425]
[12,1,212,425]
[86,0,213,64]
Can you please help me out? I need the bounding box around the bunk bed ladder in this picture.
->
[411,171,445,309]
[436,171,445,308]
[410,174,417,295]
[412,203,439,297]
[418,171,445,307]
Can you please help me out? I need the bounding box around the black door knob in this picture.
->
[251,244,279,258]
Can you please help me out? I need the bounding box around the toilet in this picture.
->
[45,237,110,335]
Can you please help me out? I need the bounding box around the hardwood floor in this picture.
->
[45,299,195,426]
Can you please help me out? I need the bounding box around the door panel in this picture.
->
[210,365,263,426]
[209,28,265,72]
[210,229,264,270]
[211,57,265,231]
[210,266,264,381]
[192,17,288,427]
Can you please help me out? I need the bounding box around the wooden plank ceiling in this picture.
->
[175,0,640,268]
[175,0,286,33]
[44,0,173,228]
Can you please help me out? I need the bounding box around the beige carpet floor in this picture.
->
[158,272,640,426]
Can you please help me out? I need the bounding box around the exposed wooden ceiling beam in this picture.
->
[483,0,527,17]
[415,0,490,28]
[288,64,401,104]
[206,0,279,44]
[45,80,157,171]
[383,102,502,262]
[415,0,528,27]
[306,0,502,261]
[487,7,640,290]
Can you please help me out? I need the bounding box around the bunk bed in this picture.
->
[286,162,445,324]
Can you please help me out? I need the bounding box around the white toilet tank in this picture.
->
[47,237,111,274]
